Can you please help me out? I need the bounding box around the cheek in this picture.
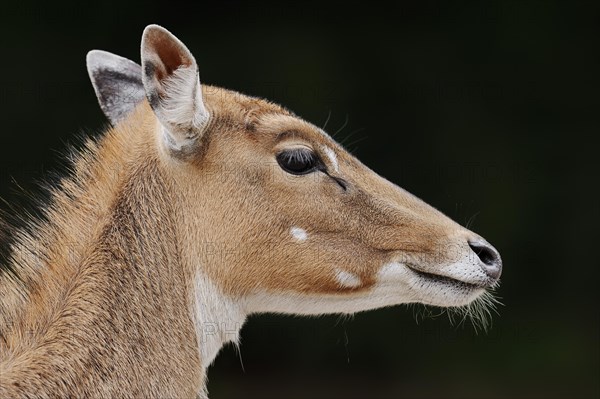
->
[202,180,383,296]
[243,230,383,294]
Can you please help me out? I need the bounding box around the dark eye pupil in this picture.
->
[277,149,319,175]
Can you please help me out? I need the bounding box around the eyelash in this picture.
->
[276,148,322,175]
[275,147,348,191]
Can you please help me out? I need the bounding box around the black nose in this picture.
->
[468,240,502,280]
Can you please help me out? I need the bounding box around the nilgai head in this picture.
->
[87,25,502,321]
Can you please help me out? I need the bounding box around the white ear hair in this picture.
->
[86,50,145,124]
[140,24,209,156]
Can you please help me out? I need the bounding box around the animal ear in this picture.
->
[140,24,209,156]
[86,50,145,124]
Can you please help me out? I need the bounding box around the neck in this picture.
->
[191,272,247,366]
[0,104,239,397]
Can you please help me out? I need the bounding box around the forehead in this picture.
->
[204,85,338,149]
[203,85,289,124]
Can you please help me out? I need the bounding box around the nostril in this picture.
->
[469,242,496,266]
[468,240,502,279]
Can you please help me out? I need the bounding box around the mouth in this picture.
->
[406,265,488,290]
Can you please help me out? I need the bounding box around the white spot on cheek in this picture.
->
[290,227,308,242]
[335,269,362,288]
[323,146,339,173]
[378,262,409,282]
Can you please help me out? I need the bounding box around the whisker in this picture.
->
[332,114,349,137]
[339,129,368,155]
[338,127,365,145]
[443,287,503,333]
[232,340,245,373]
[410,303,446,325]
[346,137,370,153]
[465,211,481,230]
[321,110,332,131]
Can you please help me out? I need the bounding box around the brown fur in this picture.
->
[0,78,490,396]
[0,103,201,396]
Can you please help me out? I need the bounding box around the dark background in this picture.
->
[1,1,598,398]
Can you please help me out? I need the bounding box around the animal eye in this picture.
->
[276,148,320,175]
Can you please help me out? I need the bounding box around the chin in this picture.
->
[414,284,488,307]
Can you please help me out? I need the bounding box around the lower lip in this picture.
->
[406,265,487,290]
